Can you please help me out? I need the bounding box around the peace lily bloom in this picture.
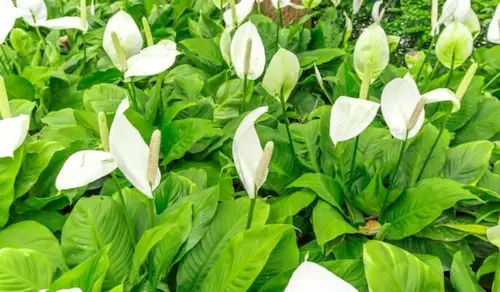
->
[230,21,265,81]
[56,99,161,197]
[285,261,358,292]
[0,0,27,44]
[436,0,471,27]
[102,11,180,79]
[223,0,255,28]
[381,74,460,140]
[435,21,473,69]
[271,0,292,8]
[16,0,88,31]
[487,3,500,44]
[353,0,364,14]
[262,48,300,102]
[0,76,29,158]
[232,106,274,199]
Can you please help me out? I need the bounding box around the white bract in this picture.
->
[381,74,459,140]
[16,0,88,31]
[285,261,358,292]
[353,23,390,81]
[330,97,380,145]
[102,11,179,78]
[463,10,481,38]
[230,21,266,80]
[0,0,27,44]
[56,99,161,197]
[436,0,471,26]
[262,48,300,101]
[353,0,364,14]
[271,0,292,8]
[220,27,233,66]
[223,0,255,28]
[232,106,272,199]
[435,21,473,69]
[487,3,500,44]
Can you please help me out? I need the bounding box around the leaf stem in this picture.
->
[112,172,136,242]
[280,88,296,156]
[415,36,436,83]
[81,32,87,70]
[246,195,257,230]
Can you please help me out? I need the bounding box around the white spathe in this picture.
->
[353,0,364,14]
[16,0,87,31]
[271,0,292,8]
[330,97,380,145]
[109,99,161,198]
[0,114,29,158]
[437,0,471,26]
[353,23,390,81]
[381,74,459,140]
[230,21,266,80]
[103,11,144,71]
[223,0,255,28]
[0,0,27,44]
[262,48,300,102]
[220,27,233,66]
[125,40,180,78]
[55,150,117,190]
[285,261,358,292]
[487,3,500,44]
[232,106,268,199]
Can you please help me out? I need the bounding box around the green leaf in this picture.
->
[0,147,24,227]
[51,246,110,292]
[83,84,127,113]
[450,251,483,292]
[297,48,345,69]
[268,190,316,223]
[382,178,477,240]
[288,173,344,214]
[154,172,197,214]
[200,224,293,292]
[321,259,368,292]
[180,38,224,72]
[15,140,64,198]
[61,196,134,288]
[454,98,500,144]
[290,119,321,172]
[313,200,358,246]
[0,221,67,271]
[443,141,494,185]
[176,197,270,292]
[363,241,443,292]
[353,172,388,216]
[0,248,55,291]
[130,202,192,285]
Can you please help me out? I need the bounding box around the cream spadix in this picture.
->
[16,0,88,31]
[223,0,255,28]
[230,21,265,80]
[381,74,459,140]
[232,106,273,199]
[435,21,473,69]
[109,99,161,198]
[353,23,390,81]
[103,11,179,77]
[487,3,500,44]
[329,97,380,145]
[262,48,300,102]
[0,76,29,158]
[285,261,358,292]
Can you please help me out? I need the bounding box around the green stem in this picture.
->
[246,196,257,229]
[257,0,261,14]
[275,5,282,49]
[415,36,436,83]
[35,26,46,50]
[415,111,451,182]
[483,72,500,91]
[122,0,128,10]
[280,89,296,156]
[348,136,360,182]
[445,52,455,88]
[81,32,87,69]
[112,172,136,242]
[126,81,138,111]
[241,75,247,112]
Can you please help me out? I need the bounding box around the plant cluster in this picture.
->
[0,0,499,291]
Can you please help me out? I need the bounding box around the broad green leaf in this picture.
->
[130,202,192,285]
[0,221,66,271]
[288,173,344,214]
[313,200,358,246]
[0,248,55,291]
[0,147,24,227]
[363,241,443,292]
[15,140,64,198]
[353,172,388,216]
[180,38,224,72]
[268,190,316,223]
[477,253,497,281]
[200,224,293,292]
[443,141,494,185]
[290,120,321,172]
[176,197,270,292]
[83,83,127,113]
[51,246,110,292]
[61,196,134,288]
[297,48,345,69]
[382,178,477,240]
[154,172,197,214]
[454,98,500,144]
[114,188,155,240]
[321,259,368,292]
[450,250,483,292]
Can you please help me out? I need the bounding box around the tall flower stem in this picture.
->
[415,36,436,83]
[81,32,87,69]
[280,88,295,155]
[246,195,257,230]
[126,81,138,111]
[349,63,372,182]
[275,3,282,49]
[112,172,136,242]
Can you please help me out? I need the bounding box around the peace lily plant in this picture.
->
[0,76,29,158]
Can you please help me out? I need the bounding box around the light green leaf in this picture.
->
[443,141,494,185]
[450,250,483,292]
[288,173,344,214]
[83,83,127,113]
[0,147,24,227]
[268,190,316,223]
[313,200,358,246]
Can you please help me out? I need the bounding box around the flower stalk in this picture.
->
[142,17,154,47]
